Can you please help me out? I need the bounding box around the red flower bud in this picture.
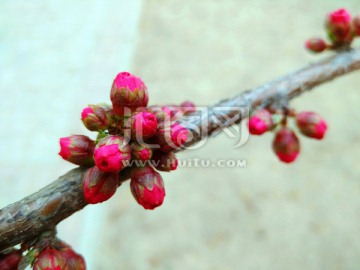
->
[131,142,152,161]
[305,38,327,53]
[110,72,149,116]
[248,109,273,135]
[0,250,22,270]
[152,151,178,172]
[81,104,109,131]
[352,15,360,36]
[272,127,300,163]
[128,111,158,140]
[56,241,86,270]
[94,135,131,173]
[295,111,328,140]
[60,247,86,270]
[326,8,352,44]
[59,135,95,166]
[83,166,118,204]
[180,101,196,115]
[155,122,189,152]
[33,248,67,270]
[130,166,165,210]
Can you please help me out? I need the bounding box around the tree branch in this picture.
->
[1,48,360,251]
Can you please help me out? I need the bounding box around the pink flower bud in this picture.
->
[83,166,118,204]
[128,111,158,140]
[305,38,327,53]
[81,104,109,131]
[273,127,300,163]
[0,250,22,270]
[130,166,165,210]
[326,8,352,44]
[33,248,67,270]
[328,8,351,25]
[110,72,149,116]
[295,111,328,140]
[60,246,86,270]
[180,101,196,115]
[59,135,95,166]
[248,109,273,135]
[352,15,360,36]
[94,135,131,173]
[155,122,189,152]
[131,142,152,161]
[152,151,178,172]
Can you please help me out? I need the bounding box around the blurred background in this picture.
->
[1,1,360,269]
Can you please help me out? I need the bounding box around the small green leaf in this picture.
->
[18,249,38,270]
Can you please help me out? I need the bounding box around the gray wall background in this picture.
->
[1,1,360,269]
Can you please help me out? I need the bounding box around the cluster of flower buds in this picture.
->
[0,249,22,270]
[59,72,194,210]
[33,242,86,270]
[305,8,360,53]
[248,109,328,163]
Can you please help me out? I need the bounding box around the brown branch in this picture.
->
[182,48,360,145]
[1,48,360,251]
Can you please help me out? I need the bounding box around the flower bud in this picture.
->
[59,135,95,166]
[295,111,328,140]
[272,127,300,163]
[33,248,67,270]
[352,15,360,36]
[180,101,196,115]
[152,151,178,172]
[106,107,125,134]
[60,246,86,270]
[110,72,149,116]
[248,109,273,135]
[94,135,131,173]
[81,104,109,131]
[305,38,327,53]
[130,166,165,210]
[131,142,152,161]
[0,250,22,270]
[127,111,158,140]
[326,8,352,44]
[83,166,118,204]
[155,122,189,152]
